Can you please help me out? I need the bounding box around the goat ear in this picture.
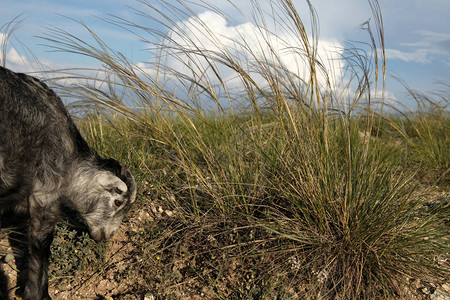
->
[99,158,125,177]
[96,172,128,193]
[118,163,137,203]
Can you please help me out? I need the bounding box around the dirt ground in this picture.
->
[0,192,448,300]
[0,199,159,300]
[0,225,138,299]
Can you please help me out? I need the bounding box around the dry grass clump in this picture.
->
[4,0,447,298]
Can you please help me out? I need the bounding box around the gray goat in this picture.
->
[0,66,136,300]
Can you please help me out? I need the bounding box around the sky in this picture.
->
[1,0,449,109]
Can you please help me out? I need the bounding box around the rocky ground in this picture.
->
[0,189,448,299]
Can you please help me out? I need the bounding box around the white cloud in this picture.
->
[161,10,345,94]
[404,31,450,56]
[384,48,429,63]
[137,9,406,111]
[0,33,30,70]
[385,31,450,64]
[4,48,28,66]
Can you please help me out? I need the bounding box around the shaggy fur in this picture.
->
[0,66,136,300]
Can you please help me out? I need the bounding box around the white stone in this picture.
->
[144,293,156,300]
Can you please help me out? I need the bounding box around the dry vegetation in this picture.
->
[1,0,449,299]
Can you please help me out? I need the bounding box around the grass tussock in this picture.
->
[404,88,449,183]
[9,0,448,298]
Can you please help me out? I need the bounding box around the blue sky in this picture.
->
[1,0,449,109]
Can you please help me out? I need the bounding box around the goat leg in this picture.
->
[23,202,56,300]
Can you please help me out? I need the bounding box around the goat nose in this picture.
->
[99,229,107,241]
[92,229,107,242]
[110,228,118,237]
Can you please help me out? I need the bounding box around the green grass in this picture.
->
[405,100,449,184]
[6,0,448,298]
[50,224,109,283]
[75,104,448,299]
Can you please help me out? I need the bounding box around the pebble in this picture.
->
[442,284,450,292]
[431,288,450,300]
[431,284,450,300]
[144,293,155,300]
[4,253,14,264]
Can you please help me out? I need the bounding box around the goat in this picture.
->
[0,66,136,300]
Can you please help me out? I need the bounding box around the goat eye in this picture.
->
[114,200,123,207]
